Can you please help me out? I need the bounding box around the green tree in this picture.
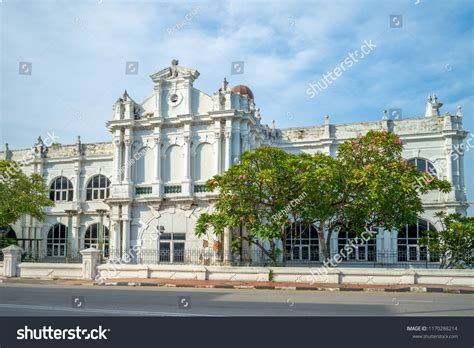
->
[304,130,452,260]
[0,160,54,226]
[419,212,473,269]
[195,146,306,264]
[196,131,452,264]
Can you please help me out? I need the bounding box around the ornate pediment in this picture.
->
[150,59,200,83]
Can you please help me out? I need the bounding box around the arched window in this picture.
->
[408,158,437,176]
[285,222,319,262]
[47,224,67,257]
[86,175,111,200]
[49,176,74,201]
[337,229,377,261]
[397,219,435,262]
[83,223,110,256]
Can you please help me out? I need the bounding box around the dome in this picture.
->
[231,85,254,100]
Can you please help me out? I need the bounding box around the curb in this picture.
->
[93,281,473,294]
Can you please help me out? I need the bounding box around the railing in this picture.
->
[164,185,182,194]
[99,249,471,269]
[194,184,209,193]
[102,248,271,266]
[135,186,152,195]
[20,250,83,263]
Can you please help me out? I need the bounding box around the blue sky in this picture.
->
[1,0,473,212]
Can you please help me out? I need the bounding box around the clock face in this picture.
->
[168,91,183,107]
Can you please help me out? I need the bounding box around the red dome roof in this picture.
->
[231,85,254,100]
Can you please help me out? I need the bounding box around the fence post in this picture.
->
[80,247,101,280]
[2,245,23,277]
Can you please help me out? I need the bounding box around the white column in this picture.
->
[445,145,453,201]
[224,131,232,171]
[124,139,131,182]
[73,214,80,251]
[113,139,121,182]
[186,81,192,114]
[214,130,221,175]
[110,205,121,254]
[223,227,232,264]
[74,166,81,203]
[153,136,162,182]
[154,81,161,117]
[122,220,130,255]
[183,135,191,180]
[232,121,241,164]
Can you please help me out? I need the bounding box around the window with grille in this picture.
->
[86,175,111,201]
[49,177,74,202]
[397,219,435,262]
[47,224,67,257]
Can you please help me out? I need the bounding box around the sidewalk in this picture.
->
[2,276,472,294]
[94,277,474,294]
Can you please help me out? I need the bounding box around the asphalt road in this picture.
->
[0,283,473,316]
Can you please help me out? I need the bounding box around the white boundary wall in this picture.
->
[94,264,474,287]
[17,263,82,280]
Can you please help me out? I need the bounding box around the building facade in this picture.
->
[1,60,470,265]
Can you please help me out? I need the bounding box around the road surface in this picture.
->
[0,283,472,316]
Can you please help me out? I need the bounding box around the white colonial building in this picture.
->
[1,60,469,266]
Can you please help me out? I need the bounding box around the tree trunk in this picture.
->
[317,220,330,261]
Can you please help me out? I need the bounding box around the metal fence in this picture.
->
[98,249,471,269]
[20,250,83,263]
[0,247,469,269]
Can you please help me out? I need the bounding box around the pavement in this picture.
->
[2,276,473,293]
[93,277,474,294]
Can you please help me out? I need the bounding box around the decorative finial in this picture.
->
[425,94,443,117]
[383,110,388,120]
[222,77,228,91]
[4,143,12,160]
[122,90,129,100]
[456,106,463,117]
[170,59,179,78]
[325,114,330,124]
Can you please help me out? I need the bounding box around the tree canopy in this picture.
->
[0,160,54,226]
[419,212,473,269]
[196,130,452,264]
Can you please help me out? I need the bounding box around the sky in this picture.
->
[1,0,473,212]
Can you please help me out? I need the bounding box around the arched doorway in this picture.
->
[0,226,18,248]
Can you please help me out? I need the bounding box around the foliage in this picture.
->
[196,131,452,264]
[0,160,54,226]
[195,146,306,264]
[419,212,473,269]
[311,130,451,259]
